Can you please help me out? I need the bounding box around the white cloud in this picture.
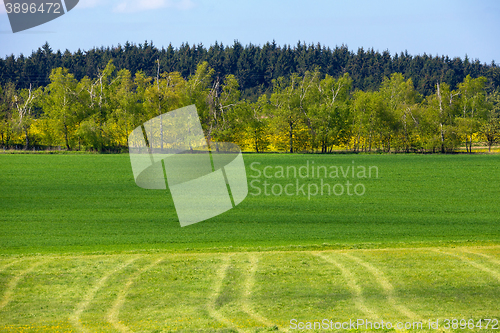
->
[113,0,195,13]
[175,0,195,10]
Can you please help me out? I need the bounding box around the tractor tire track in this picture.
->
[0,259,25,273]
[433,249,500,282]
[106,256,166,333]
[315,252,379,320]
[70,256,140,333]
[460,248,500,267]
[0,259,48,311]
[240,254,278,330]
[343,253,421,321]
[207,255,243,333]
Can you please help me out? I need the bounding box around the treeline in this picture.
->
[1,59,500,153]
[1,41,500,99]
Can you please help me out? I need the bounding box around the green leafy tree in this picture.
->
[133,70,152,126]
[44,68,83,150]
[0,82,16,147]
[207,74,241,145]
[351,90,385,152]
[479,118,500,152]
[144,68,187,150]
[186,61,215,141]
[423,82,460,152]
[270,72,316,153]
[75,60,117,151]
[456,75,488,152]
[12,84,42,149]
[233,95,269,152]
[379,73,420,152]
[479,89,500,152]
[310,72,352,152]
[107,69,140,147]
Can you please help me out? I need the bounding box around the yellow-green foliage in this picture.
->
[0,62,497,153]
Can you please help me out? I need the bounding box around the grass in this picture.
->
[0,247,499,332]
[1,153,500,254]
[1,153,500,332]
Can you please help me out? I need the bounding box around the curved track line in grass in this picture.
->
[0,259,25,273]
[240,254,278,330]
[432,249,500,282]
[460,249,500,266]
[207,255,243,333]
[0,259,48,311]
[315,252,379,320]
[70,256,140,333]
[106,256,166,333]
[342,253,420,321]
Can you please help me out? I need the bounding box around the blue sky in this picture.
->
[0,0,499,63]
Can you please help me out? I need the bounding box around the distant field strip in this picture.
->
[0,247,499,332]
[3,154,500,255]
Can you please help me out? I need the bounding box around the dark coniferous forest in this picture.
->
[2,40,499,98]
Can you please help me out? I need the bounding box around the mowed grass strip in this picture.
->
[0,247,499,332]
[1,154,500,254]
[342,248,500,322]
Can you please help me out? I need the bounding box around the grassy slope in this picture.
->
[1,153,500,254]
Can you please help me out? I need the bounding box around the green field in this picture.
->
[1,154,500,253]
[1,153,500,332]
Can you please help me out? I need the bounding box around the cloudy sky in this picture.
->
[0,0,499,63]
